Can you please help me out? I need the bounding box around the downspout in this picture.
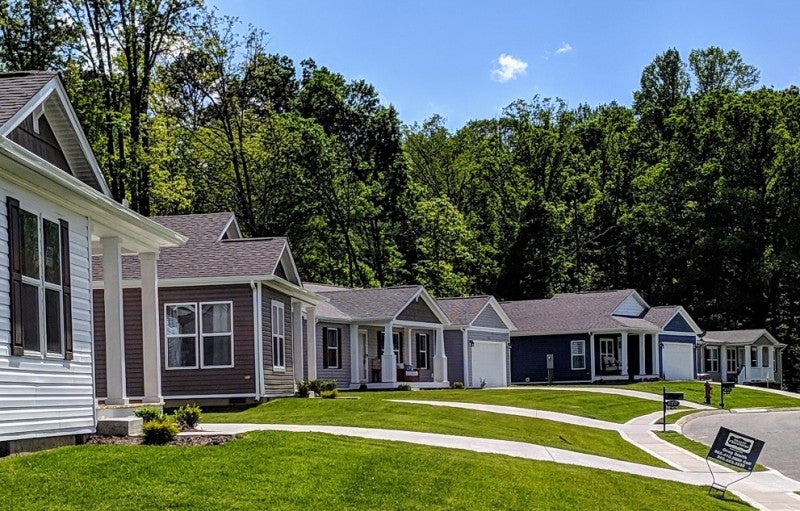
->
[251,280,263,401]
[462,327,469,387]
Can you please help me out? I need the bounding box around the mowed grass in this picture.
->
[204,394,667,467]
[0,432,749,510]
[608,382,800,409]
[655,432,767,472]
[655,409,700,425]
[394,388,664,423]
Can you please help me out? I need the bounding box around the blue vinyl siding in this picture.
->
[664,313,695,333]
[510,333,591,383]
[659,333,696,344]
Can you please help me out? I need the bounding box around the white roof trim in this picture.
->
[217,214,242,241]
[472,297,517,331]
[275,242,303,286]
[393,287,451,325]
[660,306,703,334]
[611,290,650,316]
[0,75,112,197]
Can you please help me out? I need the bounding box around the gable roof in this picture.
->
[313,285,449,324]
[501,289,662,335]
[703,329,784,347]
[0,71,110,195]
[92,213,301,286]
[437,295,516,330]
[644,305,702,334]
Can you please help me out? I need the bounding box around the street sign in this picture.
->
[707,427,764,472]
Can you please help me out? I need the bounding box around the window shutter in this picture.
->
[322,327,329,368]
[336,328,342,369]
[6,197,23,356]
[415,333,422,367]
[60,219,72,360]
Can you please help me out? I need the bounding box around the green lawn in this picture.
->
[203,394,667,467]
[608,382,800,409]
[655,409,700,425]
[393,388,663,423]
[0,431,749,510]
[655,432,766,472]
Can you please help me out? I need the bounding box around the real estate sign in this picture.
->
[707,427,765,472]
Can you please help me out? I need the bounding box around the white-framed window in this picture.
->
[416,333,429,369]
[705,346,719,372]
[19,208,64,357]
[726,348,738,373]
[570,340,586,370]
[761,346,769,367]
[750,346,758,367]
[272,300,285,370]
[323,327,341,369]
[599,337,617,371]
[165,301,233,369]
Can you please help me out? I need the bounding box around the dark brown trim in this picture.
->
[6,197,23,356]
[60,219,72,360]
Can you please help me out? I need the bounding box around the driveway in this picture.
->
[682,410,800,481]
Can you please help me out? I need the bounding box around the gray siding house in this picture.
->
[502,290,702,384]
[92,213,320,406]
[0,72,184,451]
[699,329,785,386]
[437,296,515,388]
[303,284,451,389]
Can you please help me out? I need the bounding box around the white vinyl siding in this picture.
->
[0,189,94,442]
[272,300,285,370]
[613,294,646,317]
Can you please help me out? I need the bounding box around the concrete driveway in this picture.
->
[682,410,800,481]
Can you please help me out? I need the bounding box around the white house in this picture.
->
[0,71,184,454]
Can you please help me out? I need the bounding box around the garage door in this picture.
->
[662,343,694,380]
[471,341,507,388]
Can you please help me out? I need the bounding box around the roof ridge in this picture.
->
[437,295,492,301]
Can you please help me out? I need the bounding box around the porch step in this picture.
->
[96,417,143,437]
[97,402,162,420]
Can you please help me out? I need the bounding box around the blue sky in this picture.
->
[209,0,800,130]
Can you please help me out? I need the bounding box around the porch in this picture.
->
[700,343,781,384]
[591,331,660,381]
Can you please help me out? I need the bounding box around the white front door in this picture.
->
[470,341,507,388]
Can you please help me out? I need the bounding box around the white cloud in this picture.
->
[555,42,573,55]
[491,53,528,82]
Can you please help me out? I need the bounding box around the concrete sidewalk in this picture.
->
[493,385,713,410]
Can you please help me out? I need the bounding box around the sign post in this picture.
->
[706,426,765,496]
[661,387,684,432]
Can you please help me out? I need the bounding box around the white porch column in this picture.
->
[381,323,397,383]
[139,251,161,404]
[290,300,303,387]
[768,347,775,381]
[653,336,660,378]
[719,346,728,382]
[403,327,413,365]
[462,329,470,387]
[350,324,360,384]
[589,333,596,381]
[433,327,447,383]
[305,306,317,381]
[102,237,127,405]
[638,336,646,377]
[620,331,629,377]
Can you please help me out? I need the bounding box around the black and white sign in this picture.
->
[707,427,765,472]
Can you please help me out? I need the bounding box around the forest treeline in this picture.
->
[2,1,799,388]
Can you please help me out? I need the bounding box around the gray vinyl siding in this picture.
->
[261,287,295,396]
[317,322,351,389]
[0,189,95,442]
[93,288,145,399]
[444,330,464,384]
[473,307,507,329]
[466,329,510,386]
[614,294,646,317]
[397,299,440,323]
[9,115,71,174]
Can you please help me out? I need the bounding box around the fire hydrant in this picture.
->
[704,380,712,405]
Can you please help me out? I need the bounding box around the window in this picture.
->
[378,331,402,359]
[762,346,769,367]
[599,337,618,371]
[323,327,341,368]
[7,197,72,359]
[705,346,719,372]
[416,333,429,369]
[750,346,758,367]
[570,340,586,370]
[726,348,738,373]
[272,300,285,369]
[165,301,233,369]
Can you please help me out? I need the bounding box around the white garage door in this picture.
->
[662,343,694,380]
[471,341,507,388]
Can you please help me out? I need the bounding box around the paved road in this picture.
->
[683,410,800,481]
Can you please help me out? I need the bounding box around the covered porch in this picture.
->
[699,335,785,386]
[590,330,661,381]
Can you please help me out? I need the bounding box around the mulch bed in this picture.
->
[86,434,236,447]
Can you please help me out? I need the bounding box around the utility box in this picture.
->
[546,354,554,369]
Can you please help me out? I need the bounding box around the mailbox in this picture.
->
[664,392,684,401]
[721,382,735,395]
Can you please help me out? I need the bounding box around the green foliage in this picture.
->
[451,381,465,389]
[141,417,180,445]
[397,384,412,391]
[174,404,202,430]
[297,380,311,398]
[320,389,338,399]
[781,345,800,392]
[133,407,164,422]
[299,379,338,396]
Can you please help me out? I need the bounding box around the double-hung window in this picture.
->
[416,333,429,369]
[165,301,233,369]
[272,300,285,370]
[705,346,719,372]
[323,327,341,369]
[570,340,586,370]
[7,197,72,359]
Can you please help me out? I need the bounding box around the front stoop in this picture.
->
[96,417,143,437]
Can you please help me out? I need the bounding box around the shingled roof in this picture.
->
[0,71,56,127]
[436,296,493,325]
[703,329,784,346]
[92,213,291,281]
[501,289,661,334]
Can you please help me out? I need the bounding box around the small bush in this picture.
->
[320,389,338,399]
[310,379,337,394]
[142,417,179,445]
[397,383,412,391]
[174,403,202,430]
[451,381,465,389]
[479,378,487,389]
[134,406,163,422]
[297,380,311,397]
[358,383,368,391]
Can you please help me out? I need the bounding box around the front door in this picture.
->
[359,331,369,381]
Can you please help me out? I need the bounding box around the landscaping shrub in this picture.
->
[297,380,311,397]
[451,381,465,389]
[358,383,368,391]
[134,406,163,422]
[310,379,337,394]
[320,389,338,399]
[142,417,179,445]
[397,383,412,391]
[174,403,202,430]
